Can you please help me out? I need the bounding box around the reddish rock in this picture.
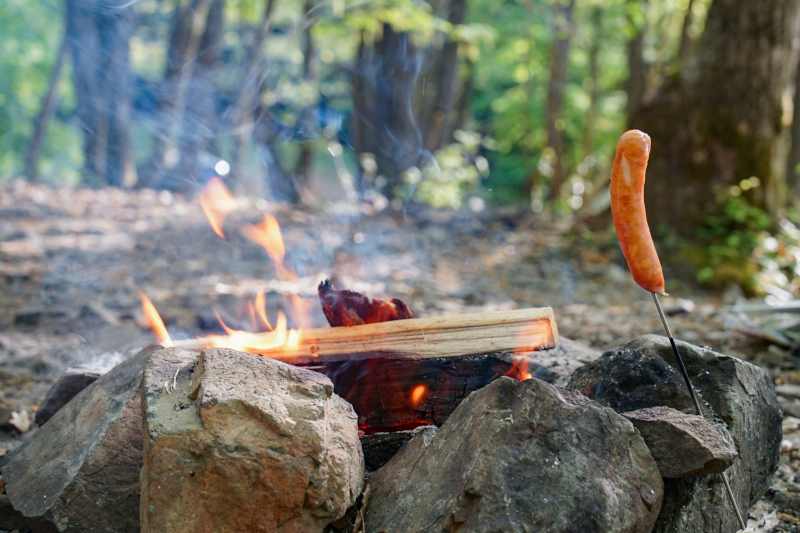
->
[140,348,364,533]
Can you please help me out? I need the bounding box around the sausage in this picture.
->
[610,129,667,295]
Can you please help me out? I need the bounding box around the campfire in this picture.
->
[0,150,783,533]
[138,178,558,433]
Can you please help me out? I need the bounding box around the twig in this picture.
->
[352,485,371,533]
[173,367,180,390]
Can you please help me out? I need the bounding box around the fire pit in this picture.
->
[0,179,783,533]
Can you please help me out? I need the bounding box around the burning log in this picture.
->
[172,306,558,365]
[321,353,521,431]
[171,307,557,430]
[318,279,414,327]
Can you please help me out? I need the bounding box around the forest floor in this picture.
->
[0,179,799,531]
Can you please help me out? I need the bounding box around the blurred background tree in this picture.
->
[6,0,800,296]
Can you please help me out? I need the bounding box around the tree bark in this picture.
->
[626,5,647,125]
[788,45,800,195]
[65,0,135,188]
[352,24,423,199]
[583,7,602,160]
[140,0,210,189]
[24,34,68,181]
[171,0,226,192]
[293,0,318,194]
[544,0,577,202]
[424,0,468,153]
[677,0,696,63]
[231,0,277,186]
[448,59,474,143]
[633,0,800,237]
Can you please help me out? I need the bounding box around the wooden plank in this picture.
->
[173,307,558,365]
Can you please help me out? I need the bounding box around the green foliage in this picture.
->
[0,0,716,208]
[404,129,488,209]
[688,195,771,291]
[0,0,82,182]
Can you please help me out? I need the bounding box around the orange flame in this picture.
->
[410,384,428,407]
[506,319,549,381]
[199,177,237,238]
[241,214,311,330]
[194,185,308,356]
[140,291,173,347]
[203,310,300,353]
[254,290,273,331]
[243,214,285,265]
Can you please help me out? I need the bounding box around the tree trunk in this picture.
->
[352,24,423,199]
[544,0,576,202]
[171,0,226,192]
[677,0,696,63]
[633,0,800,237]
[140,0,210,189]
[626,5,647,125]
[231,0,277,186]
[582,7,601,160]
[65,0,135,188]
[424,0,468,153]
[448,58,474,143]
[294,0,318,194]
[25,34,68,181]
[788,47,800,195]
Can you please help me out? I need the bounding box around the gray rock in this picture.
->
[365,377,663,533]
[0,346,157,533]
[360,426,438,472]
[516,336,601,385]
[140,348,364,533]
[34,368,104,426]
[776,383,800,400]
[0,494,30,532]
[567,335,782,533]
[621,406,737,478]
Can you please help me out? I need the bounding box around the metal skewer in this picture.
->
[651,292,747,531]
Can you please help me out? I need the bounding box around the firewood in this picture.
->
[318,279,414,327]
[173,307,558,365]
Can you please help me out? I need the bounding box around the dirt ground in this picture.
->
[1,179,798,531]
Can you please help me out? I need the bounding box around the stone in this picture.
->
[34,368,104,426]
[567,335,782,533]
[360,426,438,472]
[517,336,601,385]
[0,493,30,532]
[141,348,364,533]
[621,406,737,478]
[0,406,31,432]
[364,377,663,533]
[776,383,800,400]
[0,346,157,533]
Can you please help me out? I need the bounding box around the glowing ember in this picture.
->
[199,177,237,238]
[410,384,428,407]
[140,290,173,347]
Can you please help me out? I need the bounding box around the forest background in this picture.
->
[3,0,800,300]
